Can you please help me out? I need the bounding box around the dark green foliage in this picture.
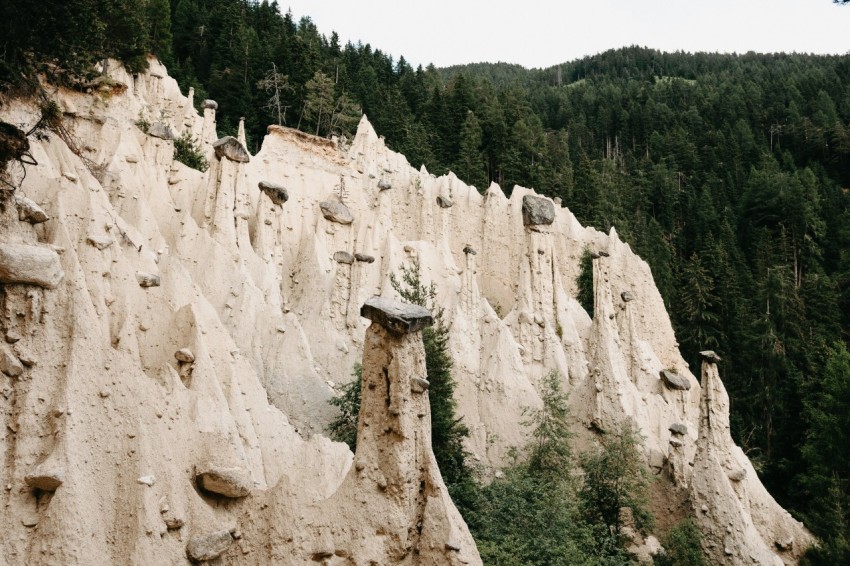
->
[652,520,709,566]
[0,0,175,90]
[327,363,361,451]
[471,372,643,564]
[526,370,573,478]
[799,344,850,564]
[577,248,594,318]
[579,422,654,538]
[389,259,478,515]
[173,131,208,171]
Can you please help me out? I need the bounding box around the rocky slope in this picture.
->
[0,59,811,564]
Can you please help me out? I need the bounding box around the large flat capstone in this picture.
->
[0,243,64,289]
[258,181,288,205]
[360,296,433,335]
[521,195,555,226]
[699,350,722,364]
[213,136,250,163]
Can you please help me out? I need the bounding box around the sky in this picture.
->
[281,0,849,69]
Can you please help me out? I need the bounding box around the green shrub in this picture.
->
[653,519,709,566]
[327,363,361,451]
[173,131,208,172]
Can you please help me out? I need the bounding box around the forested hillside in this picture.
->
[2,1,849,562]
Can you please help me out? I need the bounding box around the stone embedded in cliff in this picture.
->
[25,469,63,491]
[213,136,250,163]
[700,350,722,364]
[411,377,430,393]
[14,194,49,224]
[0,243,65,289]
[319,201,353,225]
[377,180,392,191]
[149,122,175,140]
[196,464,252,498]
[621,290,635,303]
[669,423,688,436]
[136,272,161,288]
[360,296,433,335]
[728,468,747,482]
[354,253,375,263]
[201,99,218,110]
[436,195,453,208]
[258,181,288,205]
[463,245,476,255]
[175,348,195,363]
[660,369,690,391]
[521,195,555,226]
[86,234,113,250]
[186,530,233,562]
[1,346,23,377]
[333,251,354,264]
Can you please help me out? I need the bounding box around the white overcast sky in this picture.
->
[282,0,849,69]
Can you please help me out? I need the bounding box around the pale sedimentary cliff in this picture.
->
[0,59,811,564]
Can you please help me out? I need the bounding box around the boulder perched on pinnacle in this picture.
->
[319,201,353,225]
[213,136,250,163]
[25,468,63,491]
[258,181,288,205]
[669,422,688,435]
[354,253,374,263]
[521,195,555,226]
[0,243,64,288]
[360,296,433,335]
[333,251,354,264]
[201,99,218,110]
[436,195,453,208]
[699,350,722,364]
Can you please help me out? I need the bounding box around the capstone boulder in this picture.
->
[521,195,555,226]
[213,136,250,163]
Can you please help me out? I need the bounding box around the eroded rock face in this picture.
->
[0,60,811,566]
[689,355,813,565]
[521,194,555,226]
[0,243,64,288]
